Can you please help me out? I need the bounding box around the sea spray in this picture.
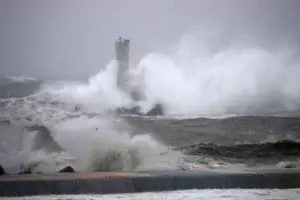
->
[51,116,185,172]
[39,33,300,117]
[1,32,300,173]
[136,34,300,116]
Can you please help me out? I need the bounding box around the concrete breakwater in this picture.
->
[1,169,300,197]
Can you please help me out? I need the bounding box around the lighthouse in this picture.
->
[115,37,130,94]
[115,37,145,101]
[114,37,164,115]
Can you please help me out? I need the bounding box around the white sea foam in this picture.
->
[3,189,300,200]
[1,32,300,173]
[39,32,300,117]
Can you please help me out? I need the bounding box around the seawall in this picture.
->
[1,169,300,197]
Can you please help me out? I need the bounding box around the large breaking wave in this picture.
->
[1,32,300,173]
[40,33,300,117]
[0,117,185,174]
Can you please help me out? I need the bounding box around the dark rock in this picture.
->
[284,163,297,168]
[25,116,32,121]
[145,103,164,116]
[0,165,4,175]
[59,165,75,173]
[115,106,143,115]
[277,161,297,169]
[18,169,31,175]
[0,119,10,124]
[115,102,164,116]
[115,103,164,116]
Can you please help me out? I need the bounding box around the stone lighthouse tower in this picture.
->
[114,37,163,115]
[115,37,130,93]
[115,37,145,101]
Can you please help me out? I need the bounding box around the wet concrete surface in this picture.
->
[1,170,300,197]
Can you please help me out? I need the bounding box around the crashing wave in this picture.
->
[0,117,186,174]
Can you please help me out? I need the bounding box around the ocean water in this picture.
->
[1,34,300,175]
[2,189,300,200]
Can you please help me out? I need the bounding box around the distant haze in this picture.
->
[0,0,300,79]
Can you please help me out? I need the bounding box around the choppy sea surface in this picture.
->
[2,44,300,198]
[1,71,300,174]
[2,34,300,200]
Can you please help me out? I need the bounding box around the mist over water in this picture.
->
[2,32,300,173]
[138,34,300,116]
[42,62,133,113]
[45,32,300,117]
[51,116,184,172]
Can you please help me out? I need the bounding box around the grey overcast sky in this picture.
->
[0,0,300,79]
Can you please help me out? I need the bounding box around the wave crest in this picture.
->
[179,139,300,159]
